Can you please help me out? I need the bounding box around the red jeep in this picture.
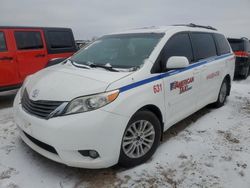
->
[0,26,77,93]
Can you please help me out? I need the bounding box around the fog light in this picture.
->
[78,150,99,159]
[89,150,99,159]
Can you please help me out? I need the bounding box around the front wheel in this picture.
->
[118,111,161,167]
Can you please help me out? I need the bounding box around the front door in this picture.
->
[164,68,198,126]
[12,29,48,81]
[158,33,199,127]
[0,29,19,88]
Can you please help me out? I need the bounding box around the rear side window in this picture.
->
[47,31,74,49]
[163,33,193,63]
[191,33,217,60]
[213,33,231,55]
[0,32,7,51]
[44,29,76,54]
[15,31,43,50]
[228,39,244,52]
[245,41,250,52]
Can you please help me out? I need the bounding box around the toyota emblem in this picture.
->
[32,89,39,98]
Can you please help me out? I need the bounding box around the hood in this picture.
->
[25,63,132,101]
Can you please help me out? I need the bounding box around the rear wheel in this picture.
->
[242,66,249,79]
[213,79,229,108]
[118,111,161,167]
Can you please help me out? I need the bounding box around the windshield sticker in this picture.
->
[207,71,220,80]
[170,77,194,94]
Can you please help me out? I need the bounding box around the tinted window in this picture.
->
[163,33,193,63]
[191,33,217,60]
[0,32,7,51]
[152,33,193,73]
[15,31,43,50]
[245,40,250,52]
[47,31,74,49]
[228,39,244,51]
[213,33,231,55]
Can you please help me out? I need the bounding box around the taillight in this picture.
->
[234,51,249,58]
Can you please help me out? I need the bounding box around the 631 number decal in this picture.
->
[153,84,162,93]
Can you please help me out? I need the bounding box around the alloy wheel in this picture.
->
[122,120,155,158]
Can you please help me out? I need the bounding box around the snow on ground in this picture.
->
[0,78,250,188]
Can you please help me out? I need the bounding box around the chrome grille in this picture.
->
[21,89,64,119]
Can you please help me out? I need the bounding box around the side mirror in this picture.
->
[166,56,189,69]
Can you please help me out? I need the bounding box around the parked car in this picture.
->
[0,26,77,93]
[228,37,250,79]
[13,24,235,169]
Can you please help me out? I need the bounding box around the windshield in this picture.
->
[70,33,164,69]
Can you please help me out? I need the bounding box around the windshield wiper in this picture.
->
[68,59,90,69]
[129,66,140,72]
[87,62,119,72]
[69,60,121,72]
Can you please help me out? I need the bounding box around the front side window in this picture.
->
[191,33,217,60]
[0,32,7,51]
[70,33,164,69]
[152,33,193,73]
[163,33,193,63]
[15,31,43,50]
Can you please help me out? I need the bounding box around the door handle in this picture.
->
[0,56,13,61]
[35,54,45,58]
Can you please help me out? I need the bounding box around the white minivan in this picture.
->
[13,24,235,169]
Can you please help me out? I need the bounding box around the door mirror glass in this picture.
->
[166,56,189,69]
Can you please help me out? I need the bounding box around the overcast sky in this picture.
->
[1,0,250,40]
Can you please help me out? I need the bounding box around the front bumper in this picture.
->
[13,91,129,169]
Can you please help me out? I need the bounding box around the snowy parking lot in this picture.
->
[0,78,250,188]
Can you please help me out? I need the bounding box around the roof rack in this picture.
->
[174,23,217,31]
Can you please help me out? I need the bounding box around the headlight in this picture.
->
[64,90,119,115]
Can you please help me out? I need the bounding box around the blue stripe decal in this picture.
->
[119,53,233,93]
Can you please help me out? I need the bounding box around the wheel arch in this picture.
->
[137,104,164,140]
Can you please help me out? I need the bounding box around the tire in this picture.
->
[118,111,161,167]
[242,66,249,79]
[213,78,229,108]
